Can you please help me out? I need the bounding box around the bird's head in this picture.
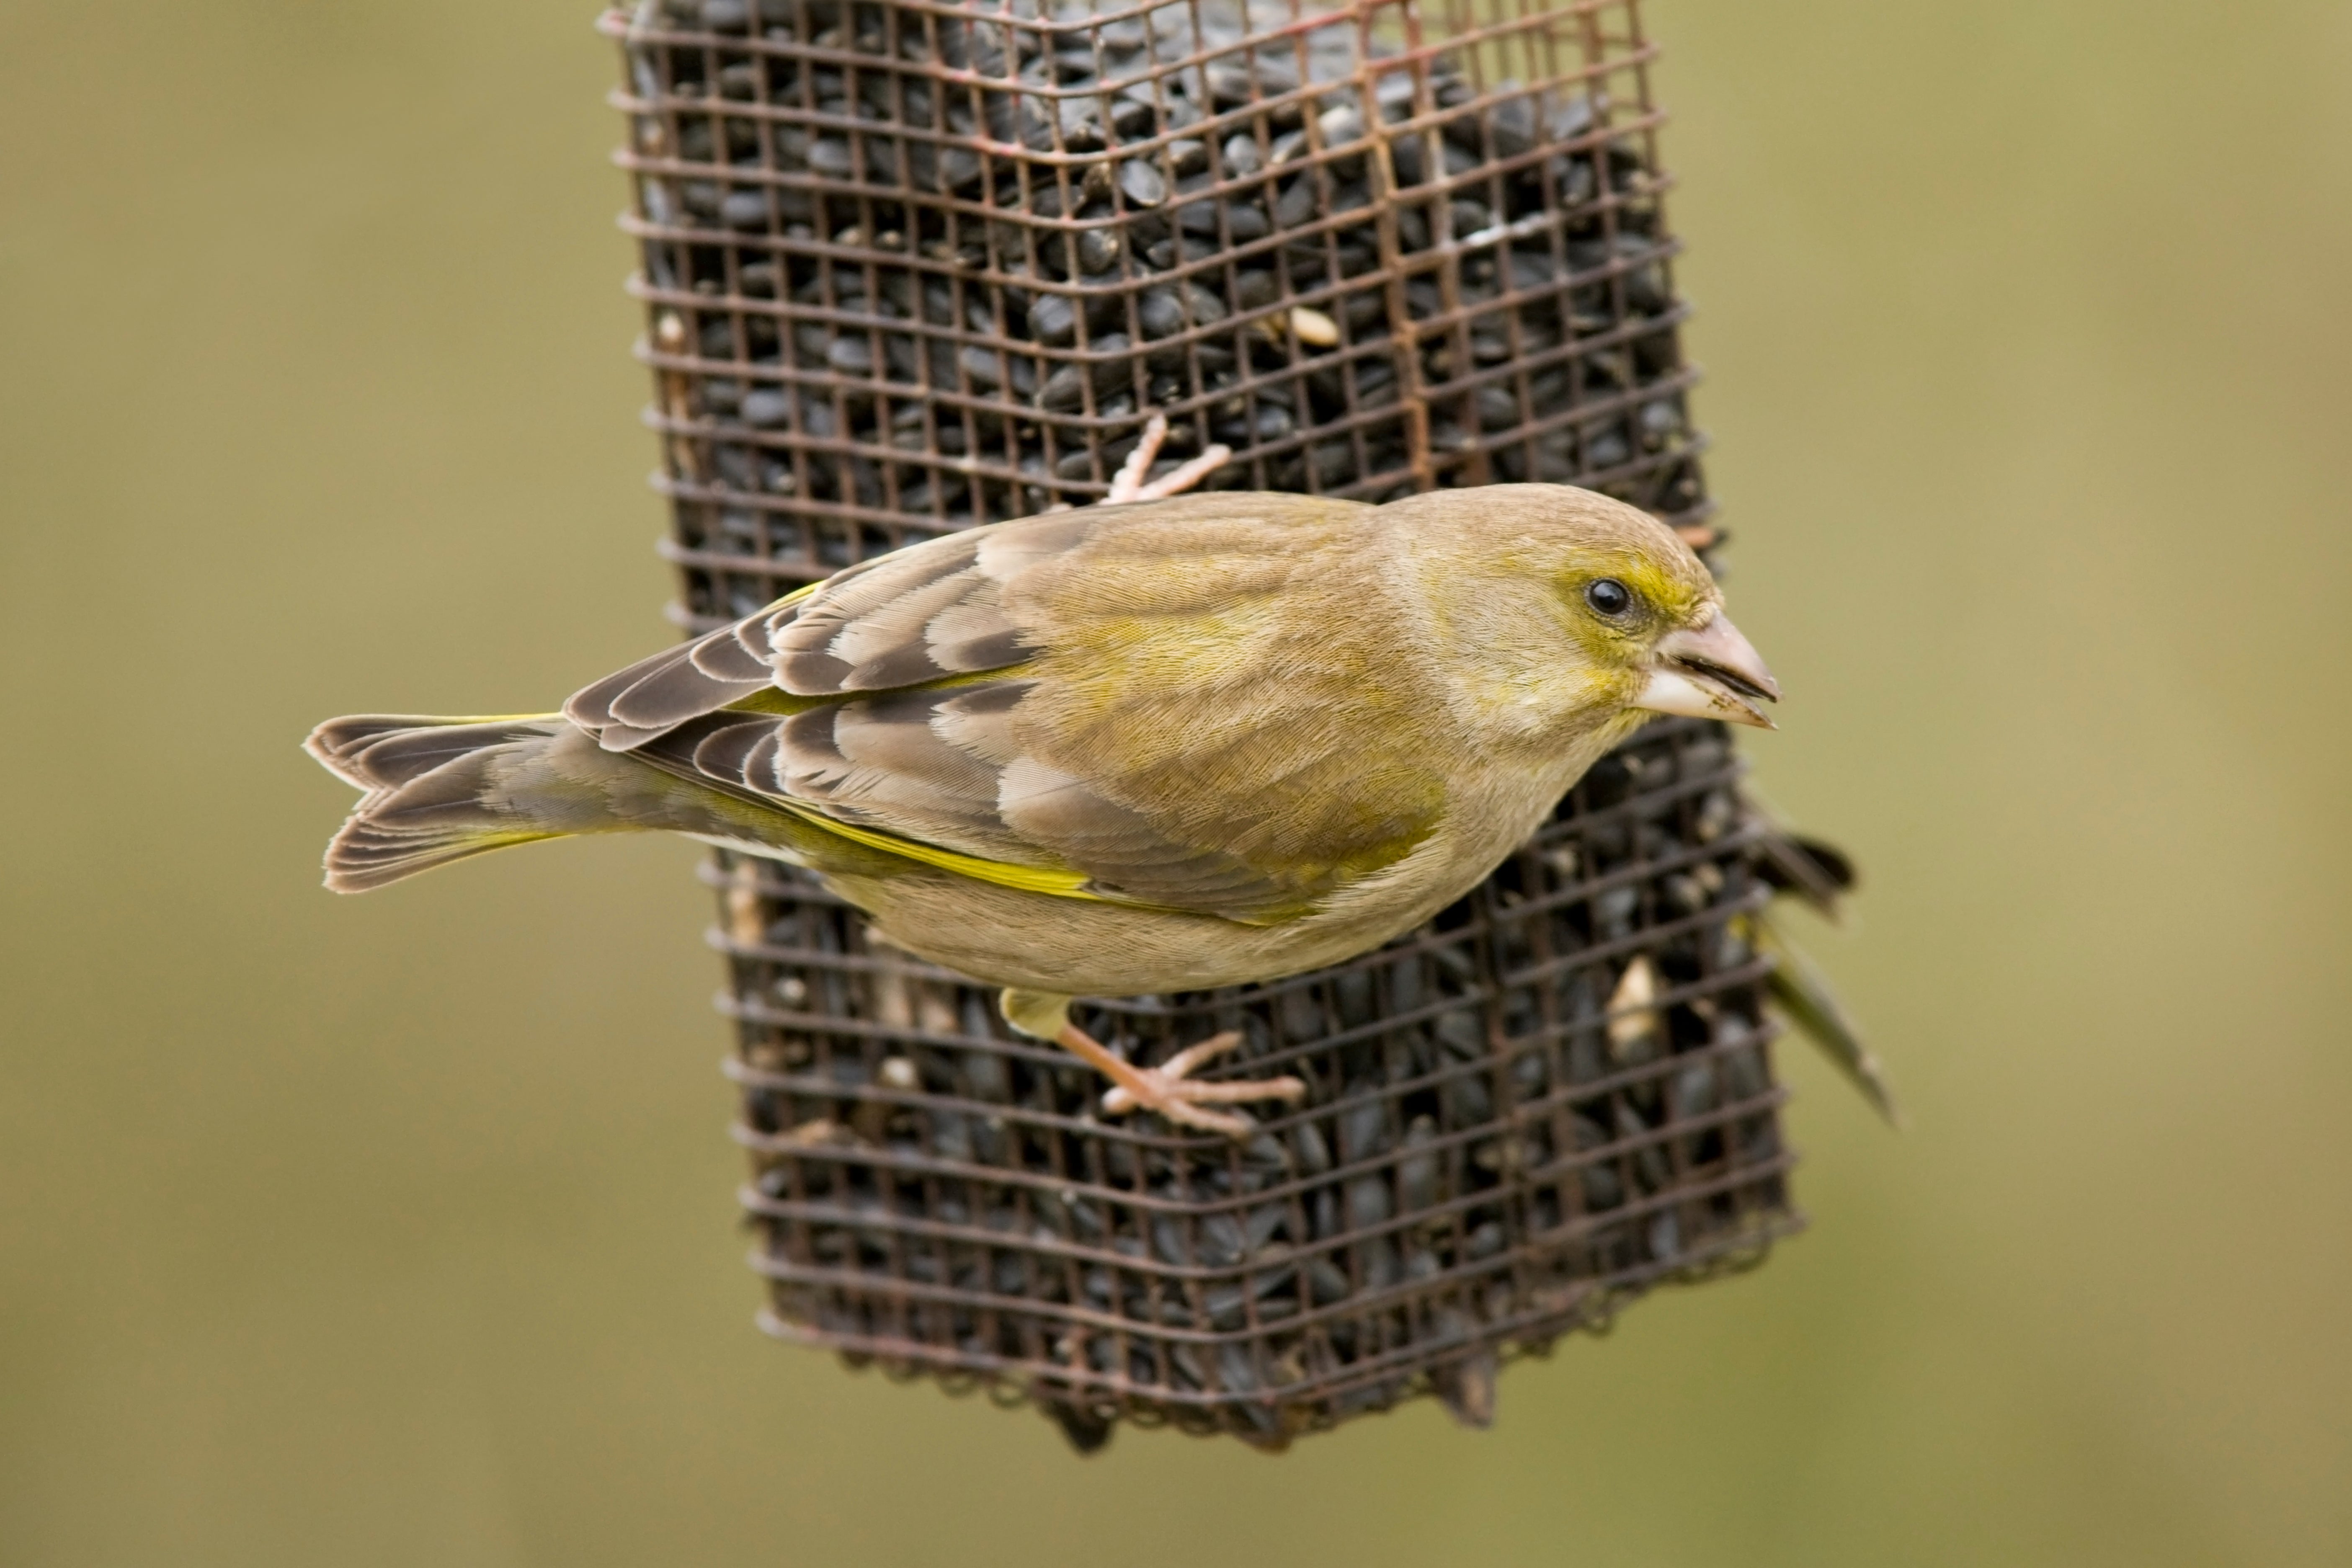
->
[1379,483,1779,744]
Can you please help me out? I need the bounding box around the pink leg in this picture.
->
[1104,413,1234,505]
[1052,1021,1305,1139]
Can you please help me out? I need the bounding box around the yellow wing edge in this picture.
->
[767,795,1114,903]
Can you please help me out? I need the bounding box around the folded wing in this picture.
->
[562,497,1427,925]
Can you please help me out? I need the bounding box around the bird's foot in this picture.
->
[1103,413,1233,505]
[1056,1022,1305,1138]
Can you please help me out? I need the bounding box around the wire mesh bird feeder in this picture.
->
[603,0,1800,1452]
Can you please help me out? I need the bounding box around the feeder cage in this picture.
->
[604,0,1802,1452]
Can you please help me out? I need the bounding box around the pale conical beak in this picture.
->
[1636,610,1781,729]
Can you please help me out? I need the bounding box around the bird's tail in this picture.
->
[304,714,575,893]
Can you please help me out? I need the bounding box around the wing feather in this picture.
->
[686,715,776,784]
[688,626,774,683]
[564,581,820,745]
[606,645,770,732]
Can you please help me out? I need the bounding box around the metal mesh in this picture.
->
[603,0,1799,1451]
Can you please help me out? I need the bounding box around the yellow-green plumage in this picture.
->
[307,482,1782,1132]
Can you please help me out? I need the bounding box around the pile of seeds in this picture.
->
[609,0,1795,1450]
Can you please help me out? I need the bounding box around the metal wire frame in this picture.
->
[603,0,1795,1450]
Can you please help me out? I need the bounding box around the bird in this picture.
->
[304,436,1780,1137]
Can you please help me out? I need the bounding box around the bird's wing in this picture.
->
[562,511,1095,749]
[568,495,1432,924]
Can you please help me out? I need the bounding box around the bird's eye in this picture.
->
[1584,578,1634,617]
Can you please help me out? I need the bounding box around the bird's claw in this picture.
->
[1104,413,1233,505]
[1098,1029,1307,1138]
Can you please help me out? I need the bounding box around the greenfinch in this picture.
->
[307,480,1778,1135]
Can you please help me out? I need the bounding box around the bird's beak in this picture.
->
[1637,610,1781,729]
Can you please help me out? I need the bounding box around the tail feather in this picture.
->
[304,714,563,790]
[307,714,572,893]
[323,815,562,893]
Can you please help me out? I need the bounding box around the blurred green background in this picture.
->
[5,1,2348,1563]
